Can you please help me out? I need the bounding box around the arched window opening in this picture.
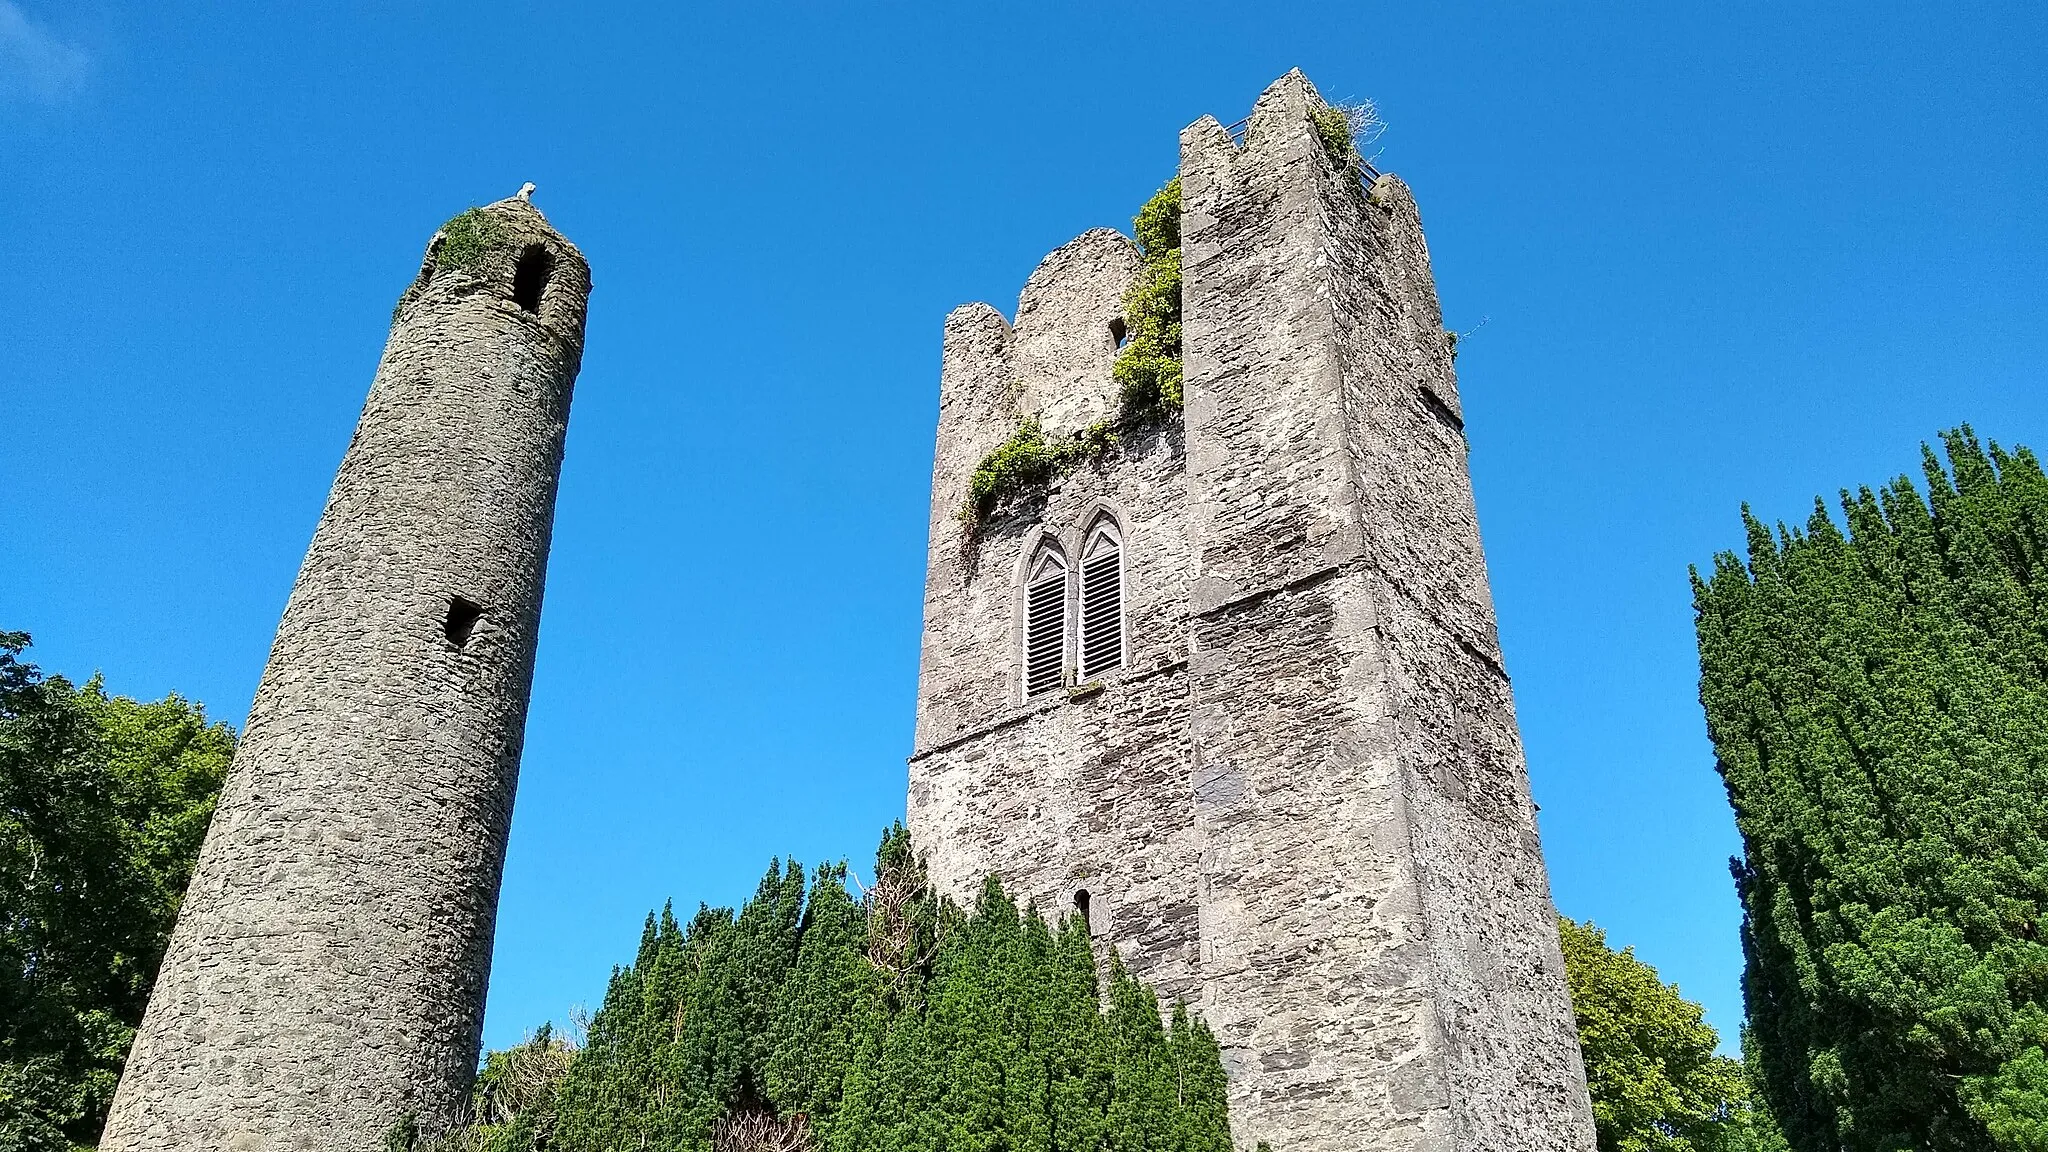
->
[1079,521,1123,680]
[1073,889,1092,933]
[1023,545,1067,698]
[513,244,554,314]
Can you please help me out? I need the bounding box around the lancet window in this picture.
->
[1078,519,1124,680]
[1022,544,1068,698]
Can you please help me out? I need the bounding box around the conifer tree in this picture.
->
[1695,428,2048,1151]
[460,828,1236,1152]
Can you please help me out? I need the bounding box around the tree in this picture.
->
[1694,428,2048,1151]
[0,632,234,1148]
[451,828,1234,1152]
[1560,917,1781,1152]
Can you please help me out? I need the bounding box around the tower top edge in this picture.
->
[947,227,1138,332]
[444,197,592,278]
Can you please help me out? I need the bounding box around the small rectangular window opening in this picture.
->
[1073,889,1092,934]
[1108,317,1129,348]
[445,597,483,647]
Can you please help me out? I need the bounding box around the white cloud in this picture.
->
[0,1,89,103]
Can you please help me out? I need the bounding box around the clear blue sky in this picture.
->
[4,2,2044,1054]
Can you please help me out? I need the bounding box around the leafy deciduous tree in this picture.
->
[0,633,233,1150]
[1560,916,1783,1152]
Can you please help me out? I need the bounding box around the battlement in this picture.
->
[937,227,1143,450]
[910,71,1594,1152]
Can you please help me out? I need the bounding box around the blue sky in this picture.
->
[3,2,2044,1054]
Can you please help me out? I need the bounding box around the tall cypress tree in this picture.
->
[1695,428,2048,1151]
[473,830,1236,1152]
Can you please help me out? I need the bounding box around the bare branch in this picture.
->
[713,1109,812,1152]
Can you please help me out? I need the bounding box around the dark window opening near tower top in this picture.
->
[513,245,553,314]
[1108,317,1129,348]
[1073,889,1092,933]
[444,597,483,647]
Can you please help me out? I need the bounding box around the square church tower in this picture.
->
[908,72,1596,1152]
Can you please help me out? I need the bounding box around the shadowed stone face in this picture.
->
[910,72,1597,1151]
[101,198,591,1152]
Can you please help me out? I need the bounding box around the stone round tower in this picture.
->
[101,196,591,1151]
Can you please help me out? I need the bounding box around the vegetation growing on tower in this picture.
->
[964,180,1183,530]
[1695,428,2048,1151]
[1309,98,1384,183]
[435,208,505,273]
[1110,178,1183,413]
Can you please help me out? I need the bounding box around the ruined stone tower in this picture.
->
[102,197,590,1151]
[909,72,1596,1150]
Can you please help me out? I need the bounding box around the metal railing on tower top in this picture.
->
[1221,115,1385,185]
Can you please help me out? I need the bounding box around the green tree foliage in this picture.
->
[1110,178,1182,412]
[1560,917,1784,1152]
[1695,428,2048,1151]
[0,633,234,1150]
[438,828,1232,1152]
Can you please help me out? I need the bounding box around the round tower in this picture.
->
[101,196,592,1151]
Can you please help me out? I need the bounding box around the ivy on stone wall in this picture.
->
[963,180,1183,532]
[1111,179,1183,412]
[963,418,1119,527]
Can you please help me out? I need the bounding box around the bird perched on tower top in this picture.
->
[516,182,536,202]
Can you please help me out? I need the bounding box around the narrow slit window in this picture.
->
[1079,522,1123,679]
[1023,546,1067,698]
[1073,889,1092,933]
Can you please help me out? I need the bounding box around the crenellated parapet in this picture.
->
[910,70,1596,1152]
[917,226,1159,750]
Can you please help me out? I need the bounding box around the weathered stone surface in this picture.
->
[100,198,590,1152]
[910,71,1594,1151]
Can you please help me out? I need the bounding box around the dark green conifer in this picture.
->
[499,831,1235,1152]
[765,863,883,1135]
[1696,428,2048,1151]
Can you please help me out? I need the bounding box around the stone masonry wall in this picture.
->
[1180,72,1593,1150]
[913,68,1592,1152]
[101,199,591,1152]
[907,229,1202,998]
